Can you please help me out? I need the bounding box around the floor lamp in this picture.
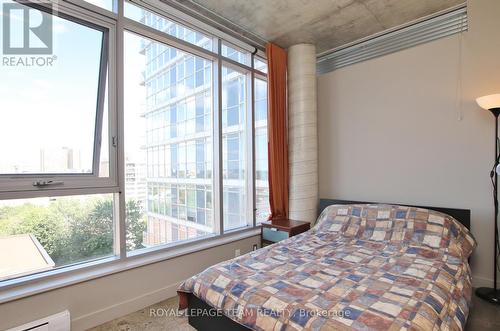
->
[476,93,500,304]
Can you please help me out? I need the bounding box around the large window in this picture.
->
[124,31,214,250]
[0,194,114,281]
[0,0,116,283]
[0,3,110,179]
[222,42,250,66]
[124,1,213,51]
[222,66,248,230]
[254,57,268,74]
[82,0,114,11]
[0,0,268,288]
[255,78,270,223]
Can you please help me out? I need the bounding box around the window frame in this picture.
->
[254,56,268,74]
[220,61,254,231]
[0,0,268,302]
[0,0,119,195]
[221,41,251,66]
[253,74,269,223]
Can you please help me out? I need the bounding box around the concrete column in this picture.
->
[287,44,318,223]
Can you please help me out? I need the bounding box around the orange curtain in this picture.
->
[266,43,288,220]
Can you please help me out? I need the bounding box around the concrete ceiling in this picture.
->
[181,0,465,53]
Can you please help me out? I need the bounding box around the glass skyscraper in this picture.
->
[126,8,269,248]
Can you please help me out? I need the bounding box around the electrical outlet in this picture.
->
[235,249,241,257]
[253,244,258,251]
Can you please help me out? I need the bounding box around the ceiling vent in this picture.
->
[317,4,468,74]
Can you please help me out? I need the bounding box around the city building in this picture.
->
[124,160,147,203]
[136,11,270,246]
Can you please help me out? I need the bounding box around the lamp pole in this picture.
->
[493,108,499,293]
[476,107,500,304]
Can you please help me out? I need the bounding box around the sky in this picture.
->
[0,0,146,174]
[0,0,262,174]
[0,0,103,173]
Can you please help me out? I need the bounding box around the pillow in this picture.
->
[313,204,476,259]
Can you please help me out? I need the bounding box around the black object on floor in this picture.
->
[476,287,500,305]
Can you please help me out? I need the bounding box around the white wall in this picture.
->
[0,236,259,330]
[318,0,500,287]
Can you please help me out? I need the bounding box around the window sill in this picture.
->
[0,227,260,304]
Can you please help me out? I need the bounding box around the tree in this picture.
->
[2,203,67,263]
[66,199,114,264]
[126,200,146,251]
[65,198,147,263]
[0,197,147,268]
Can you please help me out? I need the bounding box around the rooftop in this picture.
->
[0,234,55,281]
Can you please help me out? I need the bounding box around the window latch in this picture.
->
[32,180,64,187]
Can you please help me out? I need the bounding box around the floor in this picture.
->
[467,291,500,330]
[88,296,194,331]
[89,291,500,331]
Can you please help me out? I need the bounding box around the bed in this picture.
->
[178,199,476,331]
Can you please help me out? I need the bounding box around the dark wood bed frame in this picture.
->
[186,198,471,330]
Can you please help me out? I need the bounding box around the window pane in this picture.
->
[255,79,270,223]
[222,43,250,66]
[124,32,214,251]
[82,0,114,11]
[0,194,114,281]
[124,1,213,51]
[99,76,111,178]
[222,67,247,230]
[0,5,108,175]
[254,57,268,73]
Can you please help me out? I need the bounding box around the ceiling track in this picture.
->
[160,0,268,52]
[317,4,468,74]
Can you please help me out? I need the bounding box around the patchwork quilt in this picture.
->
[178,204,476,331]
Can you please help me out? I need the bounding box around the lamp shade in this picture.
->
[476,94,500,110]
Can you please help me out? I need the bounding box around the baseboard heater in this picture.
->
[7,311,70,331]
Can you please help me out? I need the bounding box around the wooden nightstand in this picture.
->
[260,219,310,247]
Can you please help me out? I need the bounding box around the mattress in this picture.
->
[178,204,476,331]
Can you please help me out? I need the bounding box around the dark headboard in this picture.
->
[319,199,470,230]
